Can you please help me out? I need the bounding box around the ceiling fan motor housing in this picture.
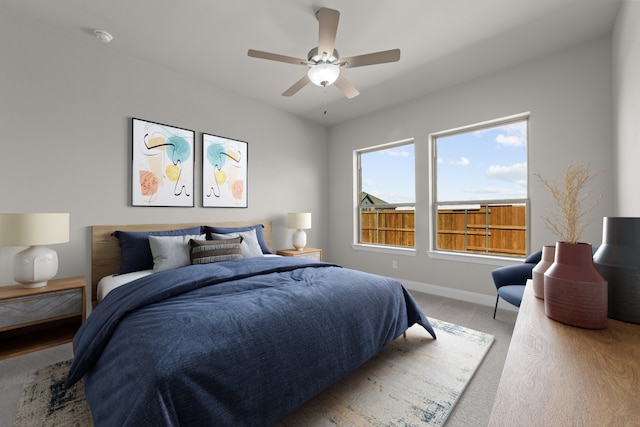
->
[307,47,340,64]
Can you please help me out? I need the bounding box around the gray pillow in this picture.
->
[210,229,264,259]
[148,234,205,272]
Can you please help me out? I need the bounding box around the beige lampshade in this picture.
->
[0,213,70,246]
[287,213,312,230]
[0,213,70,288]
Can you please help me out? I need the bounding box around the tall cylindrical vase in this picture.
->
[531,245,555,299]
[594,217,640,324]
[544,242,608,329]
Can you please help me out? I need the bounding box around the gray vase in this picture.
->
[593,217,640,324]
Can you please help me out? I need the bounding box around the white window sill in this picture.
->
[350,244,524,266]
[352,244,417,257]
[427,250,523,267]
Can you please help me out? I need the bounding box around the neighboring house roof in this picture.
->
[360,192,388,206]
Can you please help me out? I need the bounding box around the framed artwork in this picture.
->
[131,118,195,207]
[202,133,248,208]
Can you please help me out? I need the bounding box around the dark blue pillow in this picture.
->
[203,224,272,254]
[113,227,202,274]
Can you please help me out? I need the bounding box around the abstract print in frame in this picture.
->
[132,118,195,207]
[202,133,248,207]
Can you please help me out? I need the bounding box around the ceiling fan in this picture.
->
[247,7,400,99]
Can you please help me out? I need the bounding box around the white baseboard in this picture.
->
[395,277,519,313]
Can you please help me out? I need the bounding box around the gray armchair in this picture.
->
[490,249,542,319]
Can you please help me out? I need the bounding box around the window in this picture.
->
[431,114,529,257]
[356,139,415,248]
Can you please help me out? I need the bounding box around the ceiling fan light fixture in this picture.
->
[307,63,340,87]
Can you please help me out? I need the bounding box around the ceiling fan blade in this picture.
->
[339,49,401,69]
[333,74,359,99]
[317,8,340,56]
[248,49,310,66]
[282,74,311,97]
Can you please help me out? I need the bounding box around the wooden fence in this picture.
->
[361,209,415,247]
[361,204,527,257]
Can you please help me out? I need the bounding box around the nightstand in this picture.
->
[277,247,323,261]
[0,276,86,360]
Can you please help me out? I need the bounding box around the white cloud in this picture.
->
[496,121,526,147]
[445,156,470,166]
[456,157,470,166]
[474,120,527,147]
[486,162,527,184]
[496,134,524,147]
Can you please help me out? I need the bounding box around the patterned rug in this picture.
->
[13,359,91,427]
[14,319,493,427]
[277,319,495,426]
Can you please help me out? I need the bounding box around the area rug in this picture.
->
[13,359,91,427]
[14,319,493,427]
[277,319,495,426]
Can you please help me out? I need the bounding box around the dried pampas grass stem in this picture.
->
[535,162,604,244]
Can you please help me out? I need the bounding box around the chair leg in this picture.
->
[493,295,499,319]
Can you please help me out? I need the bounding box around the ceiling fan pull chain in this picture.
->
[323,87,328,115]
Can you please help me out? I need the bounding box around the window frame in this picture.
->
[354,138,416,251]
[429,113,531,260]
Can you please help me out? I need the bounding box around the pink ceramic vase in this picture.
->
[544,242,608,329]
[531,245,555,299]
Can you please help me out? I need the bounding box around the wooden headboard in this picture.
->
[91,221,272,304]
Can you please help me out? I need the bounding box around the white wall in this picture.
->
[613,0,640,215]
[2,6,630,305]
[0,9,328,288]
[327,36,615,298]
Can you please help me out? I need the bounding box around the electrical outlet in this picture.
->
[392,260,398,269]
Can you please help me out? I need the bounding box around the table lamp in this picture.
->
[0,213,70,288]
[287,213,311,251]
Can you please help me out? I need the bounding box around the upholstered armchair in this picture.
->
[491,249,542,319]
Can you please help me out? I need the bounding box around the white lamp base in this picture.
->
[13,245,58,288]
[292,229,307,251]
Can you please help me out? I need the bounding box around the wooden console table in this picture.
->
[488,280,640,426]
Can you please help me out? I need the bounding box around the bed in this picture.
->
[66,221,436,426]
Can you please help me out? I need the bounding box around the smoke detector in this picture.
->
[94,30,113,43]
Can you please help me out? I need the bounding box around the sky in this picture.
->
[360,120,527,205]
[361,143,415,205]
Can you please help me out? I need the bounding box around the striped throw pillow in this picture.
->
[189,237,243,265]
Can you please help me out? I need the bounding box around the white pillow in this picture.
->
[97,269,153,302]
[148,234,205,272]
[210,229,263,259]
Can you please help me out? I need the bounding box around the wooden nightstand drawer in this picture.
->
[0,288,82,331]
[277,248,322,261]
[0,276,86,359]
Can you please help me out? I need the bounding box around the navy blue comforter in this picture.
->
[67,257,435,426]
